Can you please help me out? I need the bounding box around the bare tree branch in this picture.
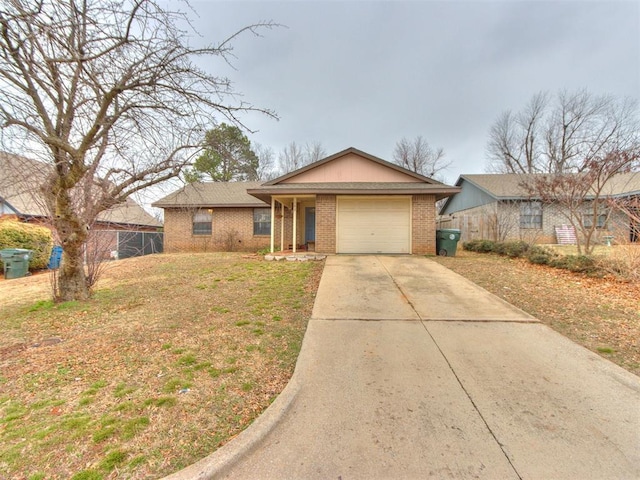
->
[393,135,450,178]
[0,0,278,301]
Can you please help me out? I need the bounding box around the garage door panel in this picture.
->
[337,197,410,254]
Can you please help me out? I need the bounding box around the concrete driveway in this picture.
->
[167,255,640,480]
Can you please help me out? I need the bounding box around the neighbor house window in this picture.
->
[520,201,542,229]
[253,208,271,235]
[583,213,607,229]
[193,209,212,235]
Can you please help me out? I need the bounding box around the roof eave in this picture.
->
[247,186,460,201]
[153,202,267,209]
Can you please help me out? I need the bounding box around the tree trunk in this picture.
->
[56,238,90,301]
[51,185,90,302]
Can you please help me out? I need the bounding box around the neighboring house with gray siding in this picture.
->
[438,173,640,244]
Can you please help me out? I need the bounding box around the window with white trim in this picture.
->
[253,208,271,235]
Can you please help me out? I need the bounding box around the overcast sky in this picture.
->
[177,0,639,184]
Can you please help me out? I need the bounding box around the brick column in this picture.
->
[315,195,336,254]
[412,194,436,255]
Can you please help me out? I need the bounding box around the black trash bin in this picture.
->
[0,248,34,279]
[435,229,461,257]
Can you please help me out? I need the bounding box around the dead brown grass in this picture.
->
[0,253,323,479]
[432,250,639,376]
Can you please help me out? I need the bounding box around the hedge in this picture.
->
[463,239,605,276]
[0,220,54,271]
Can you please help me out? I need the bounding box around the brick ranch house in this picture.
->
[438,173,640,244]
[154,147,460,255]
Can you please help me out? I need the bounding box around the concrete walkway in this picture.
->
[166,255,640,480]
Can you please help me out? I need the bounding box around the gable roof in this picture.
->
[152,181,267,208]
[263,147,438,185]
[248,147,460,202]
[0,151,162,228]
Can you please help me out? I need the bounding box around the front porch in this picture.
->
[269,195,317,254]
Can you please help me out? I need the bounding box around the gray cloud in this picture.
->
[185,0,639,182]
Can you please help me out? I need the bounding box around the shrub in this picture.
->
[497,241,529,258]
[0,220,53,270]
[525,245,558,265]
[549,255,598,274]
[463,239,496,253]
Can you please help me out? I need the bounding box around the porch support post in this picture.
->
[270,196,275,253]
[292,197,298,253]
[280,200,285,252]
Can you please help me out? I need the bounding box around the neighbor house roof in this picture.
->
[97,198,162,228]
[601,172,640,197]
[152,181,267,208]
[0,151,162,228]
[453,174,539,199]
[439,172,640,216]
[457,172,640,199]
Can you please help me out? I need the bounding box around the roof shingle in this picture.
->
[152,181,267,208]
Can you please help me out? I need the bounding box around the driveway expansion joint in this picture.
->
[419,320,525,480]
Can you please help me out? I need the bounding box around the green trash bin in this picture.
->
[436,229,461,257]
[0,248,33,279]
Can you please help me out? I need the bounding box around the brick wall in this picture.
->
[315,195,336,254]
[163,207,271,252]
[412,194,436,255]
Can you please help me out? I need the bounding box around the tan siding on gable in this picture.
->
[282,153,422,184]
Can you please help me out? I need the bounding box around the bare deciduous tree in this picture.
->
[251,143,275,180]
[481,202,519,242]
[393,136,450,178]
[276,141,326,176]
[487,92,548,174]
[0,0,276,301]
[487,89,638,174]
[526,150,640,254]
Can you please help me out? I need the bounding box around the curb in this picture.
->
[160,336,309,480]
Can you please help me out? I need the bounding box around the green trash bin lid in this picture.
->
[0,248,33,259]
[436,229,461,240]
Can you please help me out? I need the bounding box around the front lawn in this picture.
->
[432,250,639,376]
[0,253,323,479]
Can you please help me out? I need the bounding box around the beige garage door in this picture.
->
[337,196,411,254]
